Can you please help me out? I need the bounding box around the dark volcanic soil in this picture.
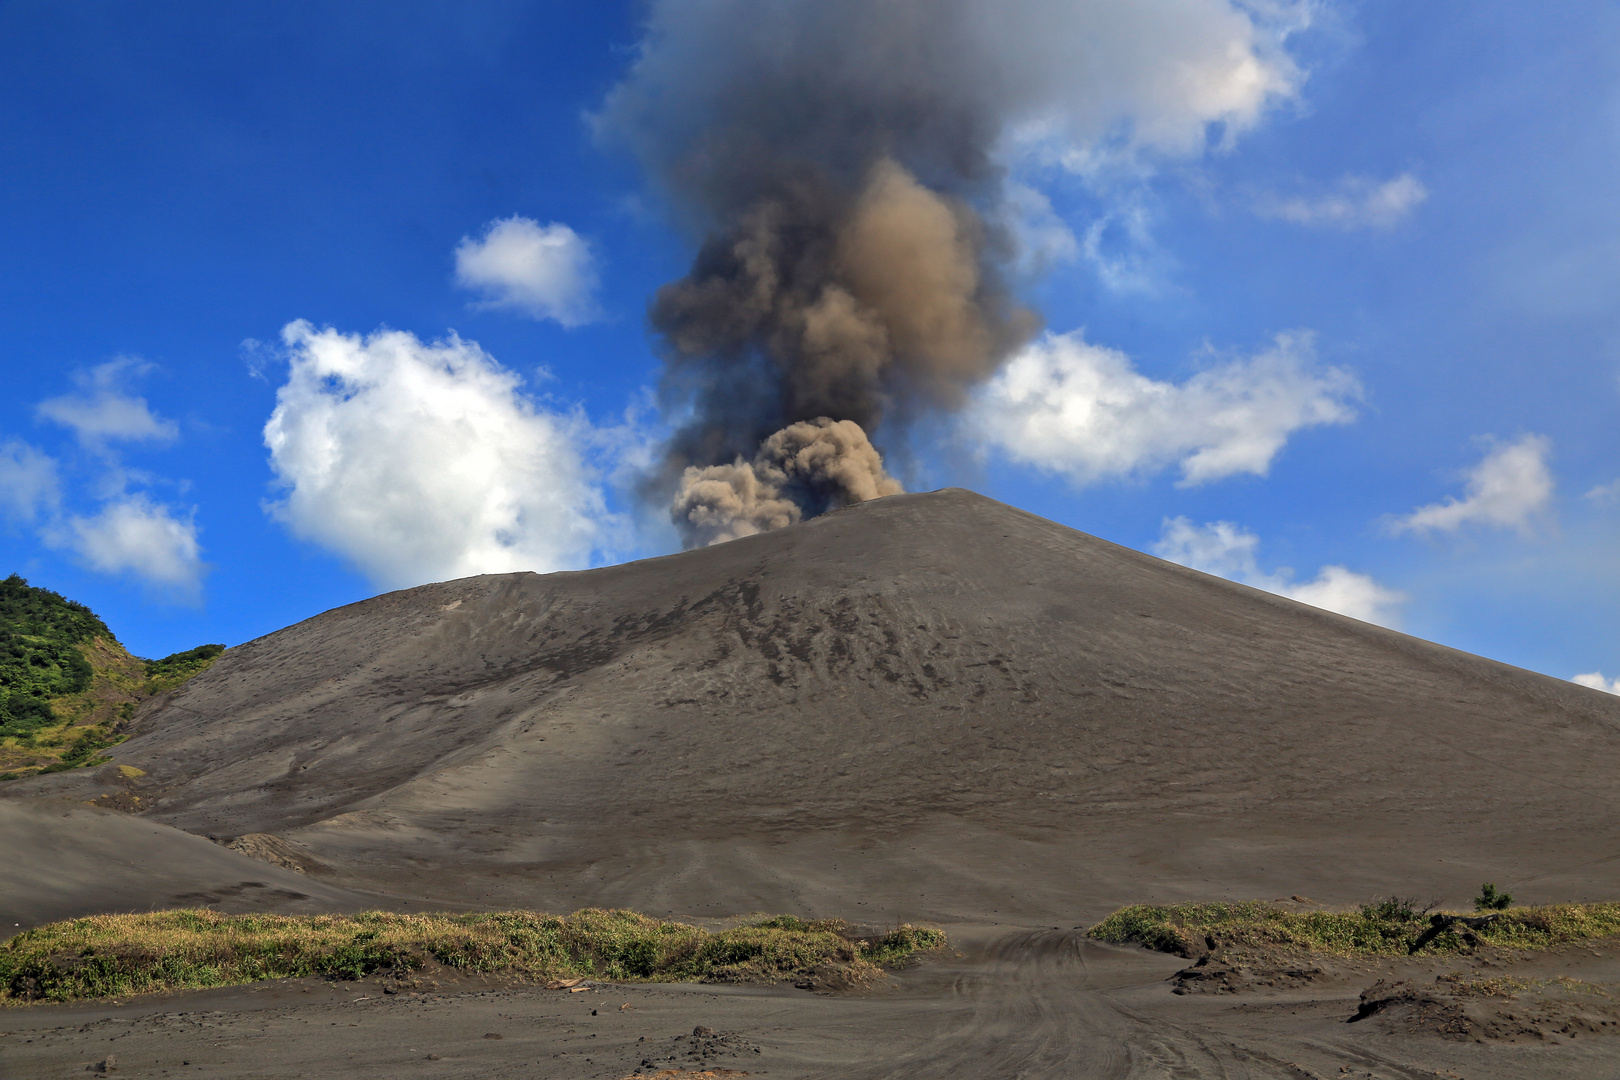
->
[7,929,1620,1079]
[6,488,1620,1077]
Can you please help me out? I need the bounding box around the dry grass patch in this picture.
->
[0,908,945,1004]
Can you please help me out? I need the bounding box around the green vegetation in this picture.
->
[34,726,125,773]
[0,908,947,1004]
[142,643,224,695]
[1475,882,1514,911]
[1358,895,1434,922]
[0,574,227,779]
[0,574,111,740]
[1088,900,1620,959]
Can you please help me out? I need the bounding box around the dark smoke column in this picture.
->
[597,0,1306,544]
[597,1,1040,546]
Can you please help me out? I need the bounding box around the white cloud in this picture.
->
[37,358,178,446]
[988,0,1310,177]
[264,321,612,590]
[1573,672,1620,695]
[18,365,205,599]
[58,495,204,595]
[970,0,1311,171]
[1155,516,1405,626]
[0,440,60,523]
[1255,173,1429,230]
[1388,434,1554,536]
[1001,182,1079,275]
[1584,478,1620,503]
[970,330,1358,486]
[1284,565,1406,626]
[1079,199,1169,294]
[454,217,600,326]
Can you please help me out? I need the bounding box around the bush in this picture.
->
[1358,896,1436,922]
[0,694,57,740]
[1475,883,1514,911]
[142,644,225,693]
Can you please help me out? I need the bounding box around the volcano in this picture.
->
[11,488,1620,923]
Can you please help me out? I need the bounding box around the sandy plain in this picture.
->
[6,488,1620,1077]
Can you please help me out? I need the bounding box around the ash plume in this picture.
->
[674,417,903,546]
[599,0,1305,545]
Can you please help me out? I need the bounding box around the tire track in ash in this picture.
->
[847,930,1160,1079]
[859,929,1326,1080]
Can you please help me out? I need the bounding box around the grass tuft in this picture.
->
[0,909,945,1004]
[1088,901,1620,959]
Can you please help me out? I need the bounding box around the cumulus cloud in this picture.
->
[37,358,178,446]
[1573,672,1620,695]
[13,364,207,599]
[264,320,612,589]
[1387,435,1553,536]
[970,330,1358,486]
[1155,516,1405,626]
[454,217,600,326]
[992,0,1308,172]
[0,440,60,524]
[55,495,204,596]
[1255,173,1428,230]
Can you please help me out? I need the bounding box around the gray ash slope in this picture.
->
[20,488,1620,922]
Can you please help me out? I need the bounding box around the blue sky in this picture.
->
[1,1,1617,692]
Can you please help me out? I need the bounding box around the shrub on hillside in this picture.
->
[0,574,112,738]
[143,643,225,693]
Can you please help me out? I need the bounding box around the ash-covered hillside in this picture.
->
[12,489,1620,923]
